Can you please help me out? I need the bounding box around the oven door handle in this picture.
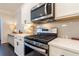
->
[24,43,47,55]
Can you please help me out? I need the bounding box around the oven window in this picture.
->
[25,44,45,56]
[24,45,33,55]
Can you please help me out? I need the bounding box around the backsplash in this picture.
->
[36,19,79,39]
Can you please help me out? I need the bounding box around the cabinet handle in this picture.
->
[60,55,64,56]
[19,39,21,41]
[17,42,19,46]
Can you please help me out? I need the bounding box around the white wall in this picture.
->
[0,19,1,40]
[0,10,16,43]
[2,16,15,43]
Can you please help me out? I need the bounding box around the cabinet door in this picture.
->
[8,35,14,46]
[14,39,24,56]
[49,46,79,56]
[49,45,63,56]
[55,3,79,20]
[62,49,79,56]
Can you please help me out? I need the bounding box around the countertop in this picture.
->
[8,33,32,37]
[48,38,79,54]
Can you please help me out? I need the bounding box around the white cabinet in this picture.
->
[16,3,37,32]
[49,46,79,56]
[21,3,37,24]
[14,37,24,56]
[8,34,14,47]
[55,3,79,20]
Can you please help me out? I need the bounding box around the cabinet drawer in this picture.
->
[49,46,79,56]
[62,49,79,56]
[18,38,24,42]
[14,39,24,56]
[15,37,24,42]
[8,35,14,46]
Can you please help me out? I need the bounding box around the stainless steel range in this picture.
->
[24,28,58,56]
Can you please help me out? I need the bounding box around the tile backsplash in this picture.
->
[36,19,79,39]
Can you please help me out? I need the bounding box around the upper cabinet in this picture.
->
[16,3,37,32]
[16,3,38,25]
[21,4,32,24]
[21,3,38,24]
[55,3,79,20]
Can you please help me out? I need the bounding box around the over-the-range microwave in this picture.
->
[31,3,55,22]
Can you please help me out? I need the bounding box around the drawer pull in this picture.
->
[17,42,19,46]
[60,55,64,56]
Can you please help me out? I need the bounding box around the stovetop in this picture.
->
[24,33,57,44]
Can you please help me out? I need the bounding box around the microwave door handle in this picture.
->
[45,4,47,15]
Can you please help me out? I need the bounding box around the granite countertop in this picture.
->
[8,33,32,37]
[48,38,79,54]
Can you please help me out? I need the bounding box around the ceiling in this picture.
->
[0,3,23,12]
[0,3,23,15]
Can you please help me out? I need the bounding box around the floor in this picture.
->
[0,41,45,56]
[26,51,45,56]
[0,41,16,56]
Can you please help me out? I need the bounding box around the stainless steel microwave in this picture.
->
[31,3,55,22]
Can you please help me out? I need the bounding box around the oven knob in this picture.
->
[36,42,39,45]
[40,44,43,47]
[39,43,43,46]
[33,42,36,45]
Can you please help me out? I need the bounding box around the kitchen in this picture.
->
[1,3,79,56]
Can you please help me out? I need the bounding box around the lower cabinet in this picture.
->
[49,46,79,56]
[8,34,14,47]
[14,38,24,56]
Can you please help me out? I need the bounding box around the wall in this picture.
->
[36,18,79,39]
[0,19,1,40]
[0,10,16,43]
[16,6,21,32]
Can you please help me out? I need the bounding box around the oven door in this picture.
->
[24,43,48,56]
